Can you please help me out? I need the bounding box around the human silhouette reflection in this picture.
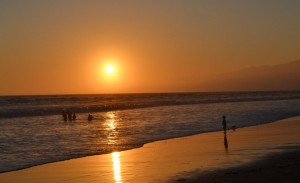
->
[224,133,229,152]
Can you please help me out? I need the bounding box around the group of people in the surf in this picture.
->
[62,110,94,121]
[62,110,76,121]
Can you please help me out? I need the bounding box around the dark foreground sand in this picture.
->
[172,149,300,183]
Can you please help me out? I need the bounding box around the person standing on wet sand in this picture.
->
[222,116,227,134]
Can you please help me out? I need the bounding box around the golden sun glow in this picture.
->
[106,65,115,74]
[98,57,124,92]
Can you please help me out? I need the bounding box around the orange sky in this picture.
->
[0,1,299,95]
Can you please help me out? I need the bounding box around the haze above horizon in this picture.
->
[1,0,299,95]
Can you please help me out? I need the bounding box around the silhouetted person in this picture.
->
[62,110,67,121]
[222,116,227,134]
[72,113,76,120]
[88,114,93,121]
[67,110,72,121]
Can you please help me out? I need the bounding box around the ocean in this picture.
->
[1,91,300,173]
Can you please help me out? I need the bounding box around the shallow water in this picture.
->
[0,92,300,172]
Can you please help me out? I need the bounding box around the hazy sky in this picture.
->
[0,0,299,95]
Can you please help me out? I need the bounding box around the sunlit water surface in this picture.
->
[1,92,300,172]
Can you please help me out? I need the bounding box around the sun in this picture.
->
[106,65,115,74]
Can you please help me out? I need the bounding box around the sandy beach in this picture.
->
[1,116,300,183]
[173,149,300,183]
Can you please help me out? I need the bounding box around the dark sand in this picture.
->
[172,148,300,183]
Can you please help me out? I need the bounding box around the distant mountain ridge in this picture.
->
[203,59,300,91]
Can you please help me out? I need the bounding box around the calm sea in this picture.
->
[1,91,300,172]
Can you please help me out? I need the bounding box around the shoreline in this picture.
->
[1,115,298,174]
[1,116,300,182]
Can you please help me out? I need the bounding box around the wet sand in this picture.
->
[1,116,300,183]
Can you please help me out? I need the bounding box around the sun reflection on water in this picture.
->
[105,111,119,145]
[112,152,122,183]
[107,112,116,130]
